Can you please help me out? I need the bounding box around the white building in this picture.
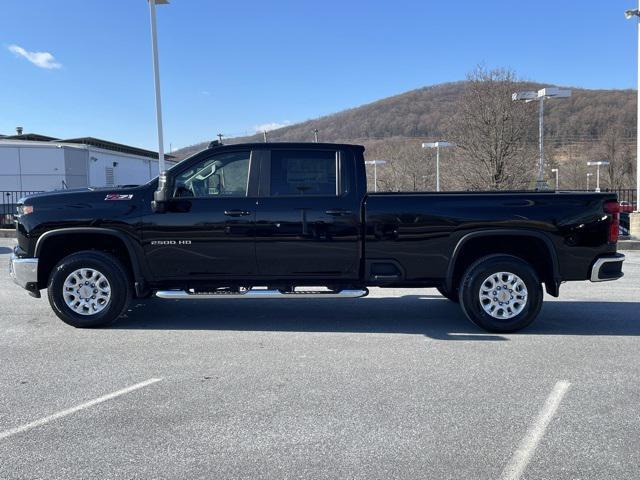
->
[0,132,177,192]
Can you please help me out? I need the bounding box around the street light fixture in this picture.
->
[422,141,454,192]
[512,87,572,190]
[365,160,387,192]
[147,0,169,173]
[586,172,593,191]
[625,5,640,212]
[551,168,559,190]
[587,161,610,192]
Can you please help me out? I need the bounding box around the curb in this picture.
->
[0,229,16,238]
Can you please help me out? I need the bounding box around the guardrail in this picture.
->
[0,191,43,228]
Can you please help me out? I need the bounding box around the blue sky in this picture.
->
[0,0,637,151]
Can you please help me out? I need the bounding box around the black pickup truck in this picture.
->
[9,142,625,332]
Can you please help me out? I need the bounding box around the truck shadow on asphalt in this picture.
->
[0,247,13,254]
[113,295,640,341]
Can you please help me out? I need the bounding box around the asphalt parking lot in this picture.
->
[1,238,639,480]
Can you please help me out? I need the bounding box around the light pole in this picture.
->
[626,5,640,211]
[551,168,559,190]
[147,0,169,173]
[587,172,593,190]
[365,160,386,192]
[587,161,610,192]
[422,141,454,192]
[512,87,571,190]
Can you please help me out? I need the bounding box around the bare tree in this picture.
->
[597,125,635,190]
[445,67,538,190]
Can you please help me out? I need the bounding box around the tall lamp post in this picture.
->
[422,141,454,192]
[147,0,169,173]
[365,160,386,192]
[587,161,610,192]
[587,172,593,191]
[551,168,559,190]
[626,5,640,211]
[512,87,571,190]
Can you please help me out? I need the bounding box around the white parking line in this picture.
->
[500,380,571,480]
[0,377,162,441]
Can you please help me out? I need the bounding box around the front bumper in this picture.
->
[9,253,38,290]
[590,253,625,282]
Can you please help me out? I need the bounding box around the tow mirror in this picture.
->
[152,170,174,213]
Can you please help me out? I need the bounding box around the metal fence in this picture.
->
[0,191,43,228]
[611,189,637,209]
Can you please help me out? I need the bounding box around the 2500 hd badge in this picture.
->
[150,240,192,245]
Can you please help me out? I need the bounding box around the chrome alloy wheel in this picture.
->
[63,268,111,316]
[478,271,528,320]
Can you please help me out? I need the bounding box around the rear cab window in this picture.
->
[269,149,347,197]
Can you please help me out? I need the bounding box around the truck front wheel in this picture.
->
[458,255,542,333]
[47,251,131,328]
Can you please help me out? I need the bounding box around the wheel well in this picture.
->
[449,235,558,296]
[37,233,135,289]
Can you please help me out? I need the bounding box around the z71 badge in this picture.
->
[105,193,133,201]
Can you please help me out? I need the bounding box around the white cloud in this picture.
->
[201,90,211,96]
[254,121,291,133]
[8,44,62,69]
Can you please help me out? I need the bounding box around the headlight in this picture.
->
[17,205,34,215]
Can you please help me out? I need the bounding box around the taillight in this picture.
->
[604,200,620,244]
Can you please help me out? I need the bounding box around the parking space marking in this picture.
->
[0,378,162,441]
[500,380,571,480]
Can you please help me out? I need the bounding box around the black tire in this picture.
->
[436,286,459,303]
[458,254,542,333]
[47,251,131,328]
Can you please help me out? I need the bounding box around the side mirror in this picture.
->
[152,170,174,213]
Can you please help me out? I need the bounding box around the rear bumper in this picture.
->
[9,253,38,290]
[590,253,625,282]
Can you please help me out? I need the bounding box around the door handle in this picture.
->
[325,209,352,216]
[224,209,251,217]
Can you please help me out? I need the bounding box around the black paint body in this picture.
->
[14,143,619,294]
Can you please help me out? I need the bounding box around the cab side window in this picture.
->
[270,150,338,196]
[174,151,250,198]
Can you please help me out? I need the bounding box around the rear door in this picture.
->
[254,147,361,279]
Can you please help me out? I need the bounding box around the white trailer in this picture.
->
[0,139,176,192]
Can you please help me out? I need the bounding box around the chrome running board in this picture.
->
[155,288,368,300]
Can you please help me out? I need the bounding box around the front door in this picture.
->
[254,148,361,279]
[142,149,258,279]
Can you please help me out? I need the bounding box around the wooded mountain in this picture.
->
[172,81,636,160]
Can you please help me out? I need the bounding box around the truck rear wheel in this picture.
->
[458,255,542,333]
[47,251,131,328]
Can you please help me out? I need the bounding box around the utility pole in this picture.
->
[422,141,454,192]
[551,168,559,190]
[625,4,640,212]
[587,161,610,192]
[512,87,571,189]
[217,133,224,144]
[538,96,545,188]
[147,0,169,173]
[365,160,387,192]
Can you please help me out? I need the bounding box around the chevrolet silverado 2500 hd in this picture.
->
[10,142,625,332]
